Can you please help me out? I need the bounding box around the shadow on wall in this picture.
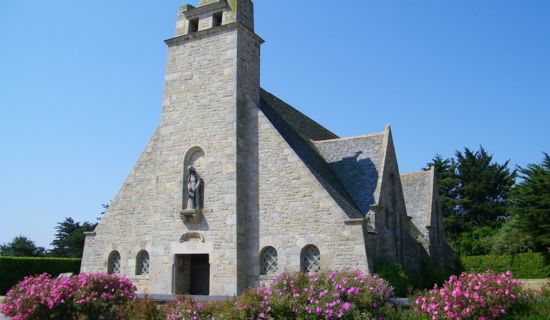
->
[329,151,378,213]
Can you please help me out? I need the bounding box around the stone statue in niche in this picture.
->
[186,166,202,210]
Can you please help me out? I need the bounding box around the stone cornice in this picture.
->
[164,22,264,47]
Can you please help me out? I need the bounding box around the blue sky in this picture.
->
[0,0,549,248]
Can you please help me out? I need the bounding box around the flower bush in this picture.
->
[414,270,522,320]
[0,273,136,320]
[165,270,394,319]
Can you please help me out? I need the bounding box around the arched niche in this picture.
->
[183,146,205,210]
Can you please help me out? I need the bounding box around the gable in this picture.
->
[401,170,433,236]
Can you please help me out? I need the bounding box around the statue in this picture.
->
[186,166,202,210]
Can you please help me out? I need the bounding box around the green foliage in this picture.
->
[455,226,497,256]
[426,147,517,255]
[454,147,516,229]
[0,256,81,294]
[460,252,550,279]
[116,299,165,320]
[49,217,96,258]
[491,215,535,254]
[374,262,421,296]
[510,153,550,252]
[0,236,46,257]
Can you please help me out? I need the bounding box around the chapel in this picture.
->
[81,0,456,296]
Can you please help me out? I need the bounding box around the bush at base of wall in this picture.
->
[460,252,550,279]
[0,257,81,294]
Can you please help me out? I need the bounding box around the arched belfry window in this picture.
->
[183,147,205,210]
[260,247,278,275]
[136,250,150,275]
[301,245,321,273]
[108,251,121,274]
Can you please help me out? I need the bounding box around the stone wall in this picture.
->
[252,108,369,288]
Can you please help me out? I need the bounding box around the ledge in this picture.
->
[259,274,277,281]
[165,22,264,47]
[83,231,96,237]
[180,209,203,223]
[342,218,364,225]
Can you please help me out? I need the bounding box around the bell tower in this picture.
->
[159,0,263,295]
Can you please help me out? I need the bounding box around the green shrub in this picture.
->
[460,252,550,279]
[116,299,166,320]
[0,256,81,294]
[373,262,421,296]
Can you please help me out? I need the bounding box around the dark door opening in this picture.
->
[174,254,210,295]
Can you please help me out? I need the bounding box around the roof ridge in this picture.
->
[259,88,338,141]
[401,170,431,178]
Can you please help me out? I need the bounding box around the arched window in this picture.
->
[260,247,278,275]
[108,251,121,274]
[301,245,320,273]
[136,250,150,275]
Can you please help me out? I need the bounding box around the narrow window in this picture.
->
[260,247,278,275]
[188,18,199,33]
[136,250,150,275]
[301,245,320,273]
[108,251,121,274]
[213,12,223,27]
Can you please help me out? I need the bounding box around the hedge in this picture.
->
[460,252,550,279]
[0,257,81,294]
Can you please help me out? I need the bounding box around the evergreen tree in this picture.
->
[0,236,46,257]
[425,147,516,255]
[510,153,550,251]
[454,147,516,230]
[49,217,96,258]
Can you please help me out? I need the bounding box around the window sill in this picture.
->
[259,274,277,281]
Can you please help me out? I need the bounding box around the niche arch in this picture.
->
[183,146,206,210]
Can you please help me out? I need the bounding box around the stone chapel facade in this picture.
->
[81,0,456,296]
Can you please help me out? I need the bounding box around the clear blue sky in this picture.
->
[1,0,548,249]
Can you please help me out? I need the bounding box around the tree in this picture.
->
[509,153,550,251]
[425,147,516,255]
[0,236,46,257]
[453,147,516,231]
[49,218,97,258]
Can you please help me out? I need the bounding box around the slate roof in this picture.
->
[313,134,385,213]
[259,88,364,219]
[401,170,433,236]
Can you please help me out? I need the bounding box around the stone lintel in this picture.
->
[165,22,264,47]
[184,0,227,19]
[83,231,96,237]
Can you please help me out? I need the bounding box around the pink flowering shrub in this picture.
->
[0,273,136,320]
[255,270,394,319]
[164,297,241,320]
[414,270,522,320]
[166,270,394,320]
